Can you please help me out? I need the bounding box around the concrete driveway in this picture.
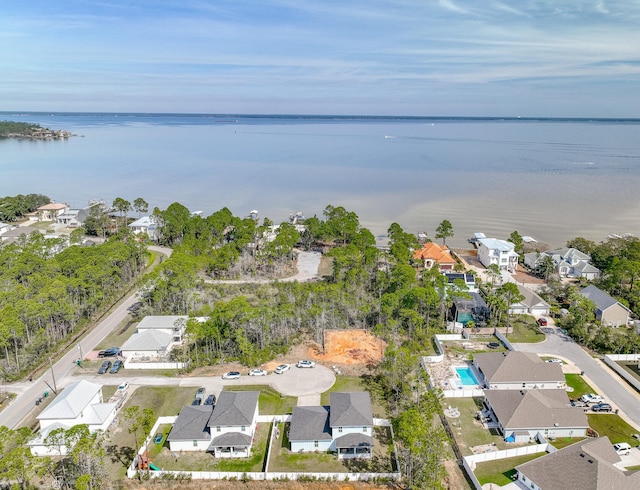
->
[513,327,640,429]
[75,364,335,400]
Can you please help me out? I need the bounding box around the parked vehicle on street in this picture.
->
[117,382,129,392]
[98,347,121,358]
[545,358,563,364]
[537,317,548,326]
[274,364,290,374]
[296,360,316,368]
[248,368,267,376]
[109,360,123,373]
[591,403,613,413]
[98,360,112,374]
[222,371,241,380]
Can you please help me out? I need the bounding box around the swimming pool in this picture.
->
[455,366,480,386]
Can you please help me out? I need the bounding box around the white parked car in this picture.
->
[296,360,316,368]
[580,393,604,405]
[274,364,290,374]
[613,442,632,455]
[117,382,129,392]
[248,368,267,376]
[222,371,241,380]
[545,358,563,364]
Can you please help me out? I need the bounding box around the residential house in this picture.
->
[0,222,10,235]
[452,292,490,326]
[473,352,565,390]
[516,437,640,490]
[120,315,198,360]
[477,238,519,272]
[579,285,631,327]
[524,248,601,280]
[445,273,478,293]
[483,389,589,442]
[289,392,374,459]
[128,216,158,240]
[167,391,259,458]
[0,226,39,243]
[29,380,117,456]
[56,207,92,228]
[507,284,551,316]
[36,202,69,221]
[413,242,456,271]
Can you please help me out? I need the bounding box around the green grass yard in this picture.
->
[223,385,297,415]
[474,453,546,486]
[587,414,640,445]
[506,318,545,343]
[565,374,597,400]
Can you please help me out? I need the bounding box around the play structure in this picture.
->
[137,452,160,471]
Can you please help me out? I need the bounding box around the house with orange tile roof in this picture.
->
[36,202,69,221]
[412,242,456,271]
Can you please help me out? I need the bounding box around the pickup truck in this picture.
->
[580,393,604,405]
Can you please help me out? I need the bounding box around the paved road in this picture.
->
[513,327,640,428]
[0,246,173,429]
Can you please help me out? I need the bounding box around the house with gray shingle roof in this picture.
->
[29,380,117,456]
[473,351,565,390]
[167,391,259,457]
[579,285,631,327]
[507,284,551,316]
[289,392,374,459]
[483,389,588,442]
[516,436,640,489]
[524,248,601,280]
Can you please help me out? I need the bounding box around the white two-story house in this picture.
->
[477,238,519,272]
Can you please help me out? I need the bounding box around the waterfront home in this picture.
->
[445,272,478,293]
[473,352,565,390]
[523,248,601,280]
[507,284,551,316]
[36,202,69,221]
[29,380,117,456]
[516,437,640,489]
[483,389,588,442]
[128,216,158,240]
[477,238,519,272]
[452,292,489,325]
[412,242,456,271]
[578,285,631,327]
[289,392,374,459]
[167,391,259,457]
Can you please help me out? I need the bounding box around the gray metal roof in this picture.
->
[208,391,259,427]
[474,351,564,384]
[121,329,173,352]
[334,432,374,448]
[209,432,252,449]
[289,406,332,442]
[329,392,373,428]
[484,389,588,431]
[516,437,640,490]
[136,315,188,330]
[167,405,213,442]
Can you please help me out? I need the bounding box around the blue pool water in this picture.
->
[456,366,480,386]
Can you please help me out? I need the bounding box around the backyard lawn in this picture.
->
[319,375,386,418]
[474,453,546,486]
[152,422,269,472]
[565,374,597,400]
[445,398,532,456]
[224,385,297,415]
[268,423,394,473]
[588,414,640,445]
[505,318,545,343]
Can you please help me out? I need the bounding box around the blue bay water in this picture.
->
[1,113,640,247]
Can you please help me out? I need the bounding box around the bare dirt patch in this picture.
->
[307,330,386,374]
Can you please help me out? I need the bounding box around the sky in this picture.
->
[2,0,640,116]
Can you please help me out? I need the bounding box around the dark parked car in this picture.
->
[204,394,216,406]
[98,360,112,374]
[98,347,121,358]
[109,360,123,374]
[192,398,202,405]
[592,403,613,413]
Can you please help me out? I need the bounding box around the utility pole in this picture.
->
[49,357,57,394]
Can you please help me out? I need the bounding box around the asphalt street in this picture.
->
[514,327,640,429]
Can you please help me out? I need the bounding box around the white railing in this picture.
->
[442,389,484,398]
[423,334,464,363]
[123,359,188,370]
[465,443,550,467]
[604,354,640,392]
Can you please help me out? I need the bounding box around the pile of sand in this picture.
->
[308,329,386,366]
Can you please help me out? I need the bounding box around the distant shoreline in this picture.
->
[0,120,74,140]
